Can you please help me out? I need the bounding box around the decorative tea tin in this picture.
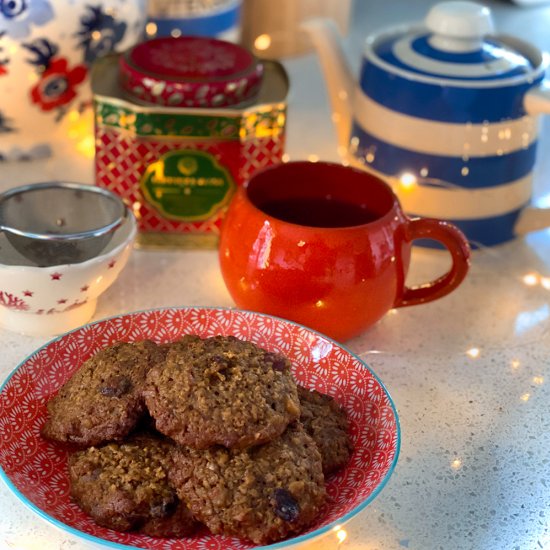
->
[92,36,288,248]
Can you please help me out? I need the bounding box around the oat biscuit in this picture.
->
[169,422,326,545]
[68,434,198,535]
[298,386,353,475]
[143,335,301,449]
[42,340,165,446]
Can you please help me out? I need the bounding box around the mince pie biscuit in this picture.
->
[68,434,198,536]
[297,386,353,475]
[143,335,301,449]
[42,340,165,446]
[169,422,326,545]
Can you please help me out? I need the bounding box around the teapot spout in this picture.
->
[301,17,355,153]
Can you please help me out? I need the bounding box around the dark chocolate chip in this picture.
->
[271,488,300,522]
[264,353,287,372]
[99,375,132,397]
[149,497,177,518]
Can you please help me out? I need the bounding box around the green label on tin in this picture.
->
[141,150,235,221]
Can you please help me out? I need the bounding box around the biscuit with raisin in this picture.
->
[68,434,198,536]
[42,340,165,446]
[169,422,325,545]
[143,335,300,449]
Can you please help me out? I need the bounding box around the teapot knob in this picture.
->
[426,1,494,52]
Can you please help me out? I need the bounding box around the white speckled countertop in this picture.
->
[2,1,550,549]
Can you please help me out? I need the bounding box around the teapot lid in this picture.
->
[370,1,536,83]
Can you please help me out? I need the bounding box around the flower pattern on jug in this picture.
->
[0,30,8,74]
[0,111,14,134]
[0,0,147,160]
[23,38,87,116]
[0,0,53,39]
[76,5,128,66]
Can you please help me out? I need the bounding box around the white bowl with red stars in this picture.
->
[0,307,399,549]
[0,213,136,336]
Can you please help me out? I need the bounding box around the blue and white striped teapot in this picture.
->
[305,1,550,247]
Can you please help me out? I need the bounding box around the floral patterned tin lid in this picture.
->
[119,36,264,108]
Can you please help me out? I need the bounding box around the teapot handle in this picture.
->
[514,206,550,236]
[394,218,471,308]
[524,81,550,115]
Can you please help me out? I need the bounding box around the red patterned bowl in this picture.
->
[0,307,400,549]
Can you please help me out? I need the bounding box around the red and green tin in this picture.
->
[92,36,288,248]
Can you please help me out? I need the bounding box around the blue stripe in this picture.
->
[411,208,524,248]
[150,2,240,37]
[410,35,499,64]
[375,34,531,80]
[358,59,543,123]
[351,124,537,188]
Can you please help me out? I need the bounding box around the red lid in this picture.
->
[119,36,264,108]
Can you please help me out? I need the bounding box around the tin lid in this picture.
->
[119,36,264,107]
[370,1,535,83]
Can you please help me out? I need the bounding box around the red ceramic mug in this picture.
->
[219,161,471,341]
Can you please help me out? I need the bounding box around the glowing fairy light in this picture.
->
[522,272,539,286]
[145,22,158,36]
[336,528,347,543]
[308,154,319,163]
[451,458,462,470]
[466,347,480,358]
[337,145,348,158]
[532,376,544,385]
[399,172,417,190]
[511,359,521,370]
[132,201,142,220]
[520,392,530,402]
[76,135,95,159]
[541,277,550,290]
[66,109,94,158]
[254,33,272,51]
[282,153,290,163]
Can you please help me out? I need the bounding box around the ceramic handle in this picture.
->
[513,206,550,236]
[524,81,550,115]
[395,218,471,308]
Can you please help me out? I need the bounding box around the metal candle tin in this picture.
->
[92,36,288,248]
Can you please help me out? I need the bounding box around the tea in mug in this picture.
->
[257,196,380,228]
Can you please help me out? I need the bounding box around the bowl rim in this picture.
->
[0,305,401,549]
[0,182,128,242]
[0,208,137,271]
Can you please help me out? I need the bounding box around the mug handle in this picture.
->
[394,218,471,308]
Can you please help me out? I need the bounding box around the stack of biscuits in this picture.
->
[41,335,353,545]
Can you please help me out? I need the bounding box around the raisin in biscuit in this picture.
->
[68,434,198,536]
[42,340,165,446]
[297,386,353,475]
[143,335,301,449]
[169,422,326,545]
